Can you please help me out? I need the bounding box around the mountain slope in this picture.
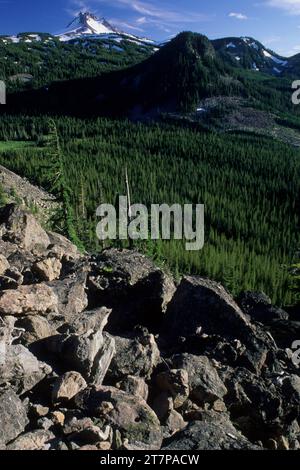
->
[212,37,289,75]
[5,32,246,116]
[5,31,298,123]
[0,33,157,92]
[0,12,154,46]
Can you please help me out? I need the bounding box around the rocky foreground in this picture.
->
[0,203,299,451]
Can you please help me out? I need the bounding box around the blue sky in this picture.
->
[1,0,300,56]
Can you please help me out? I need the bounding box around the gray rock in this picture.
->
[88,249,175,332]
[163,420,260,450]
[7,430,56,450]
[117,376,149,401]
[16,315,56,345]
[47,268,88,323]
[0,204,50,252]
[52,371,87,403]
[156,369,189,409]
[171,354,227,404]
[0,388,29,444]
[33,257,62,282]
[74,385,163,450]
[108,333,160,382]
[163,276,252,340]
[44,308,115,385]
[0,342,52,394]
[0,283,58,317]
[0,254,9,275]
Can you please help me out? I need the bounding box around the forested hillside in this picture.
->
[0,115,299,306]
[0,36,155,92]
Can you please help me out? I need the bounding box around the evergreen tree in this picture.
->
[43,119,84,250]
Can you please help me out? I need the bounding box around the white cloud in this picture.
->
[263,35,281,45]
[136,16,147,25]
[66,0,213,35]
[110,0,211,23]
[109,18,144,32]
[229,12,248,20]
[266,0,300,15]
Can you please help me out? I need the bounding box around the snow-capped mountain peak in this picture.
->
[58,12,119,41]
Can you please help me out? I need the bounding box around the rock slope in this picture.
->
[0,203,299,451]
[0,165,59,223]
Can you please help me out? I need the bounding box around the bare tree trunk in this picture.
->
[125,167,134,249]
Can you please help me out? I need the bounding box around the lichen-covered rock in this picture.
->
[0,388,29,444]
[43,308,115,385]
[74,386,163,450]
[0,341,52,394]
[0,284,58,317]
[7,430,56,450]
[163,420,260,450]
[34,258,62,282]
[0,204,50,252]
[52,371,87,403]
[170,354,227,404]
[156,369,189,409]
[0,254,9,275]
[108,333,160,382]
[16,315,56,344]
[117,376,149,401]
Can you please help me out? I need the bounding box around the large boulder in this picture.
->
[88,249,175,332]
[170,354,227,404]
[0,204,50,252]
[47,267,88,323]
[163,418,259,450]
[0,339,51,394]
[47,231,81,261]
[108,332,160,382]
[163,276,252,340]
[117,376,149,401]
[163,277,274,373]
[16,315,56,345]
[7,430,56,450]
[33,257,62,282]
[0,284,58,317]
[52,371,87,403]
[0,254,9,275]
[155,369,189,409]
[42,308,115,385]
[0,388,29,444]
[74,385,163,450]
[237,291,289,323]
